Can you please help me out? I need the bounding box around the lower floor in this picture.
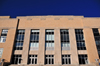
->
[9,64,98,66]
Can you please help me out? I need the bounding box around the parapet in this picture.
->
[0,16,10,18]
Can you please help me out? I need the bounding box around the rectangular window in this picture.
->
[60,29,70,50]
[92,28,100,58]
[75,29,86,50]
[62,55,71,64]
[45,55,54,64]
[28,55,37,64]
[15,30,25,50]
[45,30,54,50]
[12,55,22,64]
[30,30,39,50]
[0,48,3,58]
[0,29,8,43]
[78,55,88,64]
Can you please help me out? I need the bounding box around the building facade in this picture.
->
[0,16,100,66]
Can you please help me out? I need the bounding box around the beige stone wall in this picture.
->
[69,29,79,65]
[0,16,100,66]
[38,29,45,65]
[54,29,62,65]
[21,29,31,64]
[83,28,99,63]
[0,18,18,63]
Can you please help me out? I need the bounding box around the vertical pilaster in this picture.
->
[54,29,62,65]
[0,29,2,36]
[69,29,79,65]
[38,29,45,65]
[98,28,100,35]
[83,28,99,63]
[21,29,30,64]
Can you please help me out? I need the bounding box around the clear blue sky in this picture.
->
[0,0,100,18]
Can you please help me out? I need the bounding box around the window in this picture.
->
[78,55,88,64]
[45,30,54,50]
[75,29,86,50]
[45,55,54,64]
[30,30,39,50]
[92,28,100,58]
[28,55,37,64]
[0,29,8,43]
[62,55,71,64]
[0,48,3,58]
[60,29,70,50]
[12,55,22,64]
[15,30,25,50]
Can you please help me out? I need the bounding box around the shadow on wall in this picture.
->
[3,62,10,66]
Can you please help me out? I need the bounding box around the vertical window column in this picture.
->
[30,30,39,50]
[75,29,86,50]
[60,29,70,50]
[45,30,54,50]
[92,28,100,58]
[0,29,8,43]
[15,30,25,50]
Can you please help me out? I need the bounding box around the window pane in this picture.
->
[45,55,54,64]
[15,30,25,50]
[30,30,39,50]
[61,29,70,50]
[75,29,86,50]
[62,55,71,64]
[45,30,54,50]
[78,55,88,64]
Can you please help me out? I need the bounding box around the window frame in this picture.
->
[62,55,71,65]
[14,30,25,50]
[75,29,86,50]
[60,29,70,50]
[45,55,54,64]
[0,29,8,43]
[92,28,100,58]
[30,29,39,50]
[45,29,54,50]
[28,55,38,64]
[78,54,88,64]
[12,55,22,64]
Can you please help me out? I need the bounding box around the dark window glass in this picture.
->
[15,30,25,50]
[28,55,37,64]
[60,29,70,50]
[45,55,54,64]
[92,28,100,58]
[75,29,86,50]
[78,55,88,64]
[62,55,71,64]
[12,55,22,64]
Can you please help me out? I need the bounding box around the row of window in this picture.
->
[1,29,100,54]
[13,29,86,51]
[12,54,88,65]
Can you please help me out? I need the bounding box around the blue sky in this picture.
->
[0,0,100,18]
